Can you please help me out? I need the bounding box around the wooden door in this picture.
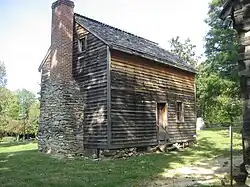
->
[157,103,168,142]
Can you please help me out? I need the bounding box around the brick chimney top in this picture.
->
[52,0,74,9]
[50,0,75,82]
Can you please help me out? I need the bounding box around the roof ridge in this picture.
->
[74,13,159,45]
[74,13,196,73]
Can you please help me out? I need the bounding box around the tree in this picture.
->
[197,0,242,126]
[27,101,40,136]
[169,0,241,127]
[196,66,242,125]
[0,88,39,140]
[169,36,201,67]
[0,62,39,140]
[205,0,238,81]
[0,61,7,87]
[16,89,36,116]
[0,88,19,138]
[15,89,36,140]
[0,61,7,115]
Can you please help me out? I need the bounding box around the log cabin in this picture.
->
[38,0,197,154]
[220,0,250,183]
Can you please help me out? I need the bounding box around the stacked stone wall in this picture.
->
[38,80,84,154]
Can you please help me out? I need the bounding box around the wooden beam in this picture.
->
[107,46,112,148]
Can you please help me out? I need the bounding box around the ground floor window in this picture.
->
[157,103,168,141]
[176,101,184,122]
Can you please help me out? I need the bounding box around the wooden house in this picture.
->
[38,0,196,154]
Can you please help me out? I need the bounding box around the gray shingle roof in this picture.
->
[75,13,196,73]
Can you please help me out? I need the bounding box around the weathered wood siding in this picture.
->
[72,22,108,149]
[233,3,250,140]
[110,50,196,148]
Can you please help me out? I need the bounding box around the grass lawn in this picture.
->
[0,129,242,187]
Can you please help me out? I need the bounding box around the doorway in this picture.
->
[157,103,169,142]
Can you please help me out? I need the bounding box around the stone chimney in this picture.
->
[38,0,84,155]
[50,0,74,83]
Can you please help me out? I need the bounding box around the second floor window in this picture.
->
[78,36,87,52]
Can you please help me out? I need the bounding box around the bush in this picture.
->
[1,136,16,143]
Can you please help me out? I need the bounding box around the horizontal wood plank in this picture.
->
[110,50,196,146]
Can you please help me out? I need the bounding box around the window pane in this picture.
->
[176,102,183,122]
[78,37,87,52]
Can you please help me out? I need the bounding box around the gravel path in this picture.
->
[145,155,243,187]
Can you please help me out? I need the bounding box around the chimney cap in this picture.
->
[52,0,74,9]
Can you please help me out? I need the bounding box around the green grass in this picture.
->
[0,129,242,187]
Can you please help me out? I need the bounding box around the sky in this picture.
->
[0,0,210,94]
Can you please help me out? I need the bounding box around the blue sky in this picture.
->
[0,0,210,94]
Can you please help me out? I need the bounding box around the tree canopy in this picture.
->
[0,61,7,87]
[201,0,241,125]
[0,64,39,140]
[169,36,201,67]
[200,0,241,126]
[169,0,241,126]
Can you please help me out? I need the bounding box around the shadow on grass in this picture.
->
[0,130,243,187]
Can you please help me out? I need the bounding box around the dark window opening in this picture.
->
[176,101,184,122]
[78,37,87,52]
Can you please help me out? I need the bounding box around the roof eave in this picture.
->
[38,46,51,72]
[110,45,197,74]
[74,13,110,46]
[74,13,196,74]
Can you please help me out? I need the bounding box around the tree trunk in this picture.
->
[23,119,25,141]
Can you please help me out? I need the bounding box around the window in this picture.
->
[78,37,87,52]
[157,103,168,129]
[157,103,168,141]
[176,101,184,122]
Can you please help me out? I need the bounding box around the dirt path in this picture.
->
[145,155,243,187]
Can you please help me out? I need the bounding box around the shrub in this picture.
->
[1,136,16,143]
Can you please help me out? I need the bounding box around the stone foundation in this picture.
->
[38,80,84,154]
